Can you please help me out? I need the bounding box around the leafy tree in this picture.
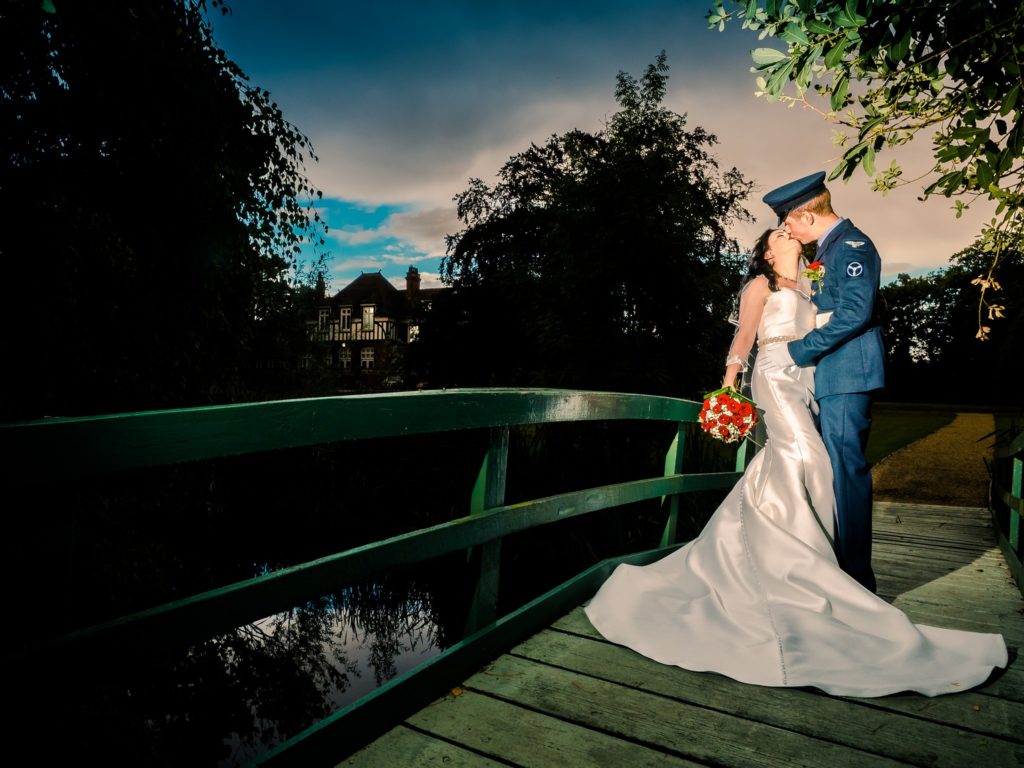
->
[880,241,1022,401]
[431,53,753,397]
[0,0,327,420]
[707,1,1024,338]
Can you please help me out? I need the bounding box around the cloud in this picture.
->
[331,256,386,273]
[385,207,461,257]
[214,1,994,278]
[325,204,460,259]
[330,227,388,246]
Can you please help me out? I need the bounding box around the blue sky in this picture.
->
[208,1,990,292]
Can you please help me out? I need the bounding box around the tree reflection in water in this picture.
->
[53,572,453,767]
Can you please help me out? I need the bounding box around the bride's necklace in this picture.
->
[774,270,798,282]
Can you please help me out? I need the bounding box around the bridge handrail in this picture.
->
[5,388,746,657]
[991,427,1023,595]
[1,388,701,483]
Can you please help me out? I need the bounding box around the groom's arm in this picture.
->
[788,238,881,367]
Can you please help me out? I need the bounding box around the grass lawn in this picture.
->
[866,405,956,466]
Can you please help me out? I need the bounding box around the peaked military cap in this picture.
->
[762,171,827,223]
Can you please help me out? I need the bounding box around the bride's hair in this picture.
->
[743,228,782,293]
[727,229,782,326]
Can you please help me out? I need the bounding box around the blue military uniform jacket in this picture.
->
[788,219,886,397]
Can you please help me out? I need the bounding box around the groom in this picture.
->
[763,172,885,594]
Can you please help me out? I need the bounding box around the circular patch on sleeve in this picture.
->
[847,262,864,277]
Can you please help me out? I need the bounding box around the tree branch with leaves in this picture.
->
[707,0,1024,338]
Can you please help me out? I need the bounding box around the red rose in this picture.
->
[718,426,730,437]
[807,260,823,270]
[712,404,722,414]
[718,414,731,425]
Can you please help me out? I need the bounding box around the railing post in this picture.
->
[1011,457,1021,552]
[464,426,509,635]
[659,423,685,547]
[734,438,751,472]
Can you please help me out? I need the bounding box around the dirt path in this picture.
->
[872,412,995,507]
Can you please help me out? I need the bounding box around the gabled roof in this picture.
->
[330,272,406,316]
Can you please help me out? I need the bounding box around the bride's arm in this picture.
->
[722,276,769,389]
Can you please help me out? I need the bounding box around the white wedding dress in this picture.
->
[585,288,1007,697]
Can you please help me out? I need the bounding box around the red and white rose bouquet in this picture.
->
[699,387,758,444]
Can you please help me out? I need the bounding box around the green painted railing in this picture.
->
[992,427,1024,595]
[2,388,749,766]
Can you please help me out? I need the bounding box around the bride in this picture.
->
[584,228,1008,697]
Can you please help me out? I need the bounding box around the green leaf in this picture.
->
[780,23,809,45]
[805,17,832,35]
[824,37,850,69]
[845,0,867,25]
[796,48,819,92]
[751,47,788,68]
[864,145,876,176]
[830,73,849,111]
[889,29,911,64]
[976,161,994,189]
[998,148,1013,174]
[765,57,797,97]
[831,9,858,28]
[842,139,868,162]
[1000,81,1020,116]
[951,126,984,140]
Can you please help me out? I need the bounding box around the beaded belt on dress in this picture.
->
[760,335,798,346]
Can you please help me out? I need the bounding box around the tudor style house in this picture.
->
[307,266,444,387]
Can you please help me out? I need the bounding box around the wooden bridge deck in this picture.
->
[342,502,1024,768]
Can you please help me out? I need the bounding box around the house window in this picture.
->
[360,347,375,369]
[299,354,312,370]
[340,306,351,330]
[362,305,375,330]
[318,308,329,328]
[340,347,352,369]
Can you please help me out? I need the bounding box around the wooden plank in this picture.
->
[873,527,998,550]
[884,597,1024,641]
[341,725,506,767]
[510,627,1023,763]
[873,504,997,534]
[465,653,909,768]
[874,501,996,518]
[873,538,1007,559]
[875,568,1021,605]
[873,558,1015,592]
[407,688,702,768]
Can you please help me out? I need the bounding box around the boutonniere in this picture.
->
[802,261,826,291]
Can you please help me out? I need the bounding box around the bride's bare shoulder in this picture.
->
[742,275,771,300]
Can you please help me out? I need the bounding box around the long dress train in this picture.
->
[584,288,1007,697]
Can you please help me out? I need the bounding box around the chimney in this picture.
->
[405,266,421,295]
